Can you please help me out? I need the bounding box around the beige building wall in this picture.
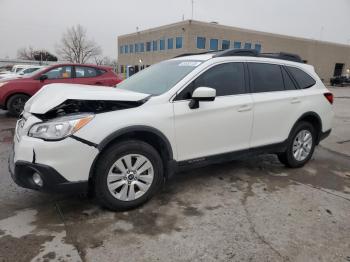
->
[117,20,350,82]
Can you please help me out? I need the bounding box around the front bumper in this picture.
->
[9,147,88,193]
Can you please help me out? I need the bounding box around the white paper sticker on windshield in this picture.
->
[178,61,201,67]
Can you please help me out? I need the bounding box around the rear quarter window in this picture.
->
[286,66,316,89]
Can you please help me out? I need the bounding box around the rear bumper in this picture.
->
[9,147,88,193]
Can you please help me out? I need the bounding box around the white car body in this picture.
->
[0,66,43,80]
[10,51,333,205]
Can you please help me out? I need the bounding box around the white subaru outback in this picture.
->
[9,49,333,210]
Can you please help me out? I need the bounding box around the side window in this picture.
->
[281,67,297,90]
[249,63,284,93]
[43,66,72,79]
[75,66,98,78]
[176,63,245,100]
[286,66,316,89]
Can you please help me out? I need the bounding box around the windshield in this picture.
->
[117,60,202,95]
[23,66,49,78]
[20,67,41,75]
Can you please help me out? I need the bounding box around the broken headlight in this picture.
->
[28,113,94,140]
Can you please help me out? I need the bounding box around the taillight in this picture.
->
[324,92,333,104]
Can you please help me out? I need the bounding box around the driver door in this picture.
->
[173,62,254,161]
[36,65,73,92]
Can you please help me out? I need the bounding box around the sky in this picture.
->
[0,0,349,60]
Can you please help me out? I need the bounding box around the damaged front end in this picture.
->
[32,98,149,120]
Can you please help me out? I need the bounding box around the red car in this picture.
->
[0,63,122,116]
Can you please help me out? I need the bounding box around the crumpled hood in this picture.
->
[24,83,150,114]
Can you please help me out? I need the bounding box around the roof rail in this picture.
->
[174,50,218,58]
[259,52,303,63]
[174,48,304,63]
[213,49,259,57]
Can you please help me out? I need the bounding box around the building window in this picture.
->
[129,44,133,53]
[135,43,139,53]
[176,37,183,49]
[125,45,129,53]
[153,40,158,51]
[222,40,230,50]
[254,43,262,53]
[244,42,252,49]
[234,41,241,49]
[120,46,123,54]
[160,39,165,50]
[168,38,174,49]
[197,37,206,49]
[210,39,218,50]
[146,42,151,52]
[140,43,145,52]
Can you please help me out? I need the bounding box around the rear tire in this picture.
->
[7,94,29,116]
[94,140,164,211]
[277,121,316,168]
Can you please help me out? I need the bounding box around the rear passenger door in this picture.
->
[173,62,254,161]
[248,62,304,148]
[74,66,103,85]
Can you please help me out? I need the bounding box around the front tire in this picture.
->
[7,94,29,116]
[278,121,316,168]
[94,140,164,211]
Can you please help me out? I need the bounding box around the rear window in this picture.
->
[75,66,99,78]
[249,63,284,93]
[286,66,316,89]
[97,69,107,75]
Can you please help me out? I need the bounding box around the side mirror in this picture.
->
[189,87,216,109]
[39,75,48,81]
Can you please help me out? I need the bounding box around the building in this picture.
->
[117,20,350,82]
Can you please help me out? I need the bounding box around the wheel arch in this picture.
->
[5,92,31,109]
[89,125,175,180]
[291,111,323,144]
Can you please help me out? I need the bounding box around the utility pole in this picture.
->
[191,0,194,20]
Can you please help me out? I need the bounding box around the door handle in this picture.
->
[238,104,252,112]
[291,97,301,104]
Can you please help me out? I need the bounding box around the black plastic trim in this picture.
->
[176,141,288,170]
[319,129,331,142]
[293,111,323,143]
[213,49,259,58]
[9,157,88,193]
[88,125,174,180]
[97,125,173,159]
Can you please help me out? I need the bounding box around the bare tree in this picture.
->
[17,46,35,60]
[94,56,117,67]
[94,55,105,66]
[56,24,101,64]
[17,47,58,62]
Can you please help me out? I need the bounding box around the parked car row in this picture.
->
[0,63,123,115]
[0,65,44,80]
[330,75,350,86]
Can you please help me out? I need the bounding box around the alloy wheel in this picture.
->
[292,130,313,161]
[106,154,154,201]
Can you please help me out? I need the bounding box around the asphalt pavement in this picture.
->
[0,87,349,262]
